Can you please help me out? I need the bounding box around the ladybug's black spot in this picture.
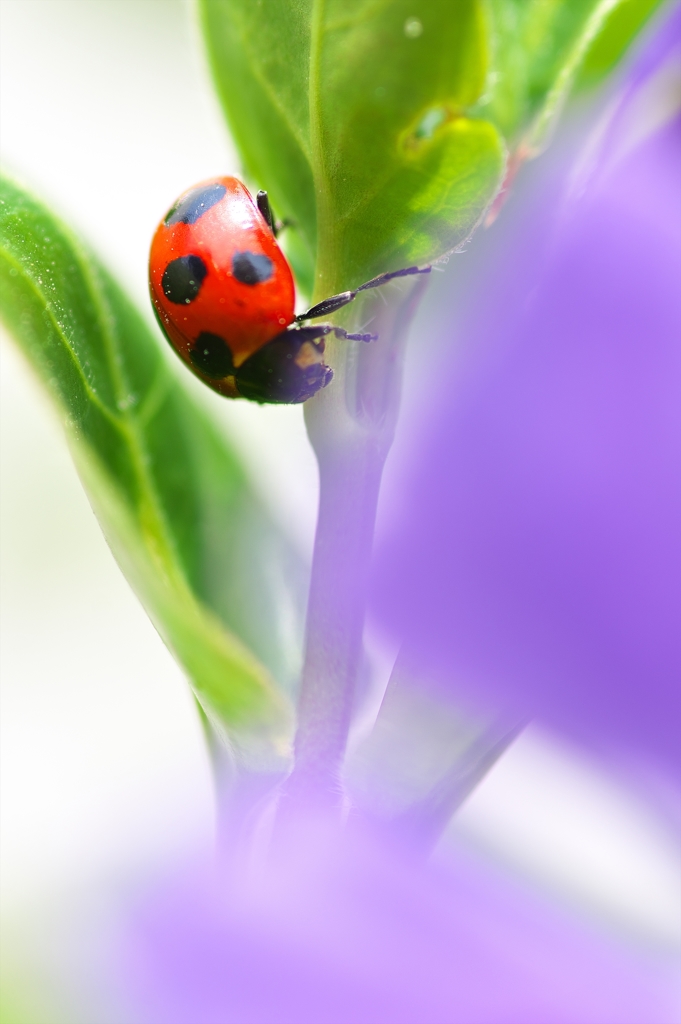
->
[232,251,274,285]
[162,255,207,305]
[190,333,234,379]
[165,183,226,225]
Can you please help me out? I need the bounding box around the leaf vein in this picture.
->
[0,245,126,426]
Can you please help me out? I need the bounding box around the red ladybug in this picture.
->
[149,176,430,403]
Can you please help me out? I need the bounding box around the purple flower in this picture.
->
[121,818,677,1024]
[372,27,681,780]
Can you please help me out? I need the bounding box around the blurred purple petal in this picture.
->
[121,822,678,1024]
[372,77,681,776]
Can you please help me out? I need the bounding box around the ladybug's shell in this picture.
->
[149,177,295,377]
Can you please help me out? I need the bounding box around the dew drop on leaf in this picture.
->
[414,107,447,140]
[404,17,423,39]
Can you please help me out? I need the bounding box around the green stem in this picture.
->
[283,275,429,808]
[286,443,384,805]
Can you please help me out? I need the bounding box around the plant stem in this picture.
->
[283,275,429,809]
[287,441,384,804]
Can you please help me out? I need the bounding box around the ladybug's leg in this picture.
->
[295,264,431,322]
[289,324,377,344]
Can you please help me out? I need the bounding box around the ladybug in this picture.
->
[149,176,430,404]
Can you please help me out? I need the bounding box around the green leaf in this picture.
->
[474,0,656,154]
[577,0,663,87]
[0,176,297,768]
[202,0,655,297]
[200,0,506,296]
